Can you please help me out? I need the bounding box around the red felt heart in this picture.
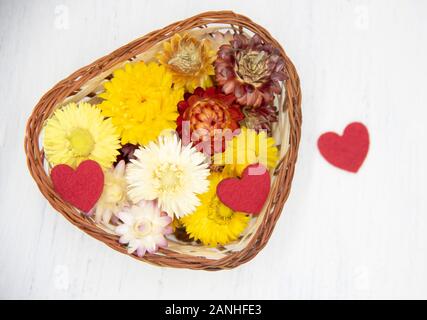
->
[50,160,104,213]
[216,164,270,215]
[317,122,369,173]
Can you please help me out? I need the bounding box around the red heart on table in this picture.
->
[216,164,270,215]
[51,160,104,213]
[317,122,369,173]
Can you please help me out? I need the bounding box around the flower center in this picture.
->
[236,51,271,85]
[68,128,95,157]
[190,100,229,131]
[154,163,184,193]
[134,219,152,237]
[208,196,234,224]
[168,44,202,74]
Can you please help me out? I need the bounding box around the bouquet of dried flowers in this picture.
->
[40,25,290,259]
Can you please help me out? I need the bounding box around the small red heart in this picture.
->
[216,164,270,215]
[318,122,369,173]
[51,160,104,213]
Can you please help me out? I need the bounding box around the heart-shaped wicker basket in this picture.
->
[25,11,302,270]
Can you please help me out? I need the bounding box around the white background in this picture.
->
[1,0,427,299]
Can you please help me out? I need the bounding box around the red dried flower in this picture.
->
[215,33,288,108]
[176,87,244,156]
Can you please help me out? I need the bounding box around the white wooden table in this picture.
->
[1,0,427,299]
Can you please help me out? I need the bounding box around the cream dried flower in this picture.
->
[95,160,128,226]
[126,134,210,218]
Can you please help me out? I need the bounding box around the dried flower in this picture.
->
[241,104,278,135]
[43,102,120,169]
[95,160,128,226]
[215,33,288,107]
[99,61,184,146]
[126,134,210,218]
[115,143,139,164]
[116,200,172,257]
[157,33,216,91]
[181,172,250,247]
[177,87,244,156]
[213,127,279,176]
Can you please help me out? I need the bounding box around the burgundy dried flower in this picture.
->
[115,143,138,165]
[242,104,278,135]
[215,33,288,108]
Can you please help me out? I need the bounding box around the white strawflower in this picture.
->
[95,160,128,227]
[116,200,173,257]
[126,134,210,218]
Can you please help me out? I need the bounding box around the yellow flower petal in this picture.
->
[43,102,120,169]
[156,33,216,92]
[213,128,279,176]
[181,172,250,247]
[98,61,183,146]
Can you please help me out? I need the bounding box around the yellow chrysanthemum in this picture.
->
[99,61,184,145]
[43,102,120,169]
[213,127,279,176]
[181,172,250,247]
[156,33,216,92]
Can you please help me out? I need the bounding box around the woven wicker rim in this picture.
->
[24,11,302,270]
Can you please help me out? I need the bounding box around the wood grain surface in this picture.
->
[1,0,427,299]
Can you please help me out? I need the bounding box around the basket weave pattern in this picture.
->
[24,11,302,270]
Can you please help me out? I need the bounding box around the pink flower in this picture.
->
[115,200,172,257]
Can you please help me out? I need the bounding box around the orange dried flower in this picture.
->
[177,87,244,156]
